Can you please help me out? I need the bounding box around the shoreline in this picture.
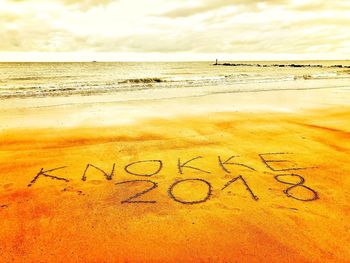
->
[0,85,349,129]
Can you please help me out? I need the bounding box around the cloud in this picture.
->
[159,0,287,18]
[62,0,114,10]
[7,0,114,10]
[0,0,349,60]
[290,0,350,12]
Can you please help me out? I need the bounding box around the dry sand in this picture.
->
[0,87,349,262]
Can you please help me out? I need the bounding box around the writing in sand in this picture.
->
[27,152,319,205]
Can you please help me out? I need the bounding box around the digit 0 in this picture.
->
[168,178,212,204]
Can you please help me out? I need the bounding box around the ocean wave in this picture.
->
[119,78,165,84]
[0,75,78,83]
[119,76,226,84]
[225,73,250,78]
[293,72,350,80]
[1,69,349,99]
[167,76,225,82]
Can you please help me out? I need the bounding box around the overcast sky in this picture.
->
[0,0,349,61]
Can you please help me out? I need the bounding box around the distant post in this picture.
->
[214,59,218,65]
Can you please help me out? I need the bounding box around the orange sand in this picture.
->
[0,91,350,262]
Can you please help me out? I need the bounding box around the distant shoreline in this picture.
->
[213,62,350,68]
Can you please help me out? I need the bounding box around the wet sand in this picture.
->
[0,87,349,262]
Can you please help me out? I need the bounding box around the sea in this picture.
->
[0,61,349,100]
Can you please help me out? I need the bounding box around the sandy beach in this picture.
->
[2,0,350,260]
[0,86,349,262]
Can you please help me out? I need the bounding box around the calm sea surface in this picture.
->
[0,61,349,99]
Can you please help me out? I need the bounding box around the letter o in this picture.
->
[124,160,163,177]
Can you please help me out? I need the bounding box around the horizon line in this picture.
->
[0,59,349,63]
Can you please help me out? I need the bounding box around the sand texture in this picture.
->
[0,88,349,262]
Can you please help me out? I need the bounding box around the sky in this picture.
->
[0,0,349,61]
